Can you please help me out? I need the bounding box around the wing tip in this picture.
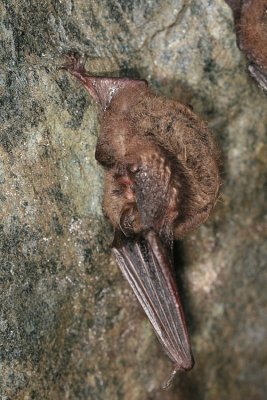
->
[183,354,195,371]
[162,356,195,390]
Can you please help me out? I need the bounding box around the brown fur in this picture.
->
[65,57,221,241]
[238,0,267,68]
[226,0,267,90]
[100,85,221,239]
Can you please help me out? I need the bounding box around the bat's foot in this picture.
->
[62,53,87,77]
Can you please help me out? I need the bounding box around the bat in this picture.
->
[225,0,267,93]
[63,55,221,387]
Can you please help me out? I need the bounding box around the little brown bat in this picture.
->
[226,0,267,93]
[64,55,221,387]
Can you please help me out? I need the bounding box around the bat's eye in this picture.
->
[128,163,139,173]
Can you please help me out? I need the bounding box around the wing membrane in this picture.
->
[112,230,194,383]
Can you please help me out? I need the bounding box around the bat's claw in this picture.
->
[162,366,179,390]
[61,53,86,76]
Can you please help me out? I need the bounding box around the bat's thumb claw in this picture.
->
[162,365,179,390]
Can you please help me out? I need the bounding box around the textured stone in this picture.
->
[0,0,266,399]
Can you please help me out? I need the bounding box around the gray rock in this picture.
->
[0,0,266,399]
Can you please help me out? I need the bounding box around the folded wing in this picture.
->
[112,229,194,386]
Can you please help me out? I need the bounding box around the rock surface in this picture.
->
[0,0,266,399]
